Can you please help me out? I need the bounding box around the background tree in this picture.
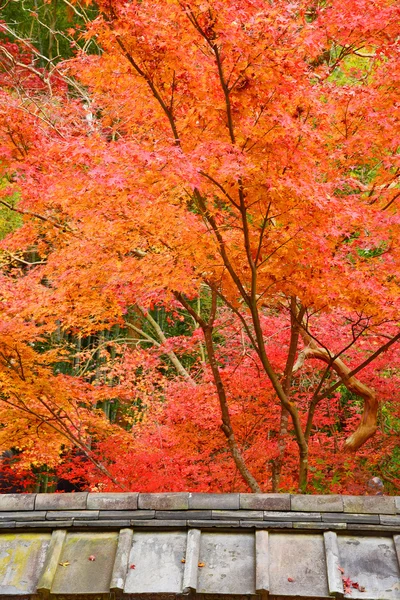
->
[0,0,399,492]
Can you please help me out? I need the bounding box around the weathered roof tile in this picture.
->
[395,497,400,514]
[50,531,118,595]
[35,492,88,511]
[187,520,239,528]
[87,492,138,511]
[322,512,379,523]
[323,531,343,598]
[240,493,290,510]
[293,521,347,530]
[99,510,155,520]
[379,515,400,526]
[110,528,133,593]
[212,510,263,520]
[198,531,255,595]
[132,519,185,527]
[264,511,321,522]
[291,494,344,512]
[338,534,400,598]
[139,493,189,510]
[0,493,36,511]
[124,530,186,594]
[349,523,400,532]
[0,511,46,521]
[343,495,396,514]
[242,520,293,528]
[269,532,330,598]
[189,493,239,510]
[156,510,211,520]
[0,532,50,595]
[74,519,131,527]
[18,520,73,527]
[46,510,99,520]
[0,520,15,528]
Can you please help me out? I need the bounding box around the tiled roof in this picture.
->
[0,493,399,598]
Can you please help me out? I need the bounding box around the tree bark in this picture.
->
[272,299,304,491]
[293,342,378,450]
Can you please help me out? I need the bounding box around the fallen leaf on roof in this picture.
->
[59,561,70,567]
[198,562,205,567]
[181,558,186,563]
[288,577,294,582]
[88,555,96,561]
[130,564,136,569]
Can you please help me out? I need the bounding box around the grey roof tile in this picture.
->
[264,511,321,522]
[348,523,400,532]
[255,530,269,594]
[343,495,396,514]
[74,519,130,527]
[46,510,99,520]
[156,510,211,520]
[110,528,133,592]
[0,493,36,511]
[338,534,400,599]
[242,520,293,528]
[18,520,73,528]
[323,532,343,597]
[0,511,46,521]
[37,530,67,595]
[138,493,189,510]
[189,493,239,510]
[182,528,201,593]
[380,515,400,526]
[0,532,50,595]
[124,530,186,594]
[291,494,344,512]
[50,531,118,595]
[87,492,138,510]
[198,531,255,595]
[132,519,185,527]
[35,492,88,510]
[212,510,263,520]
[293,521,347,530]
[99,510,155,520]
[322,512,379,523]
[0,521,15,528]
[187,520,239,528]
[269,532,330,597]
[240,493,290,510]
[396,497,400,513]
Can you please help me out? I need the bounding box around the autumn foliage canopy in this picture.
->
[0,0,399,493]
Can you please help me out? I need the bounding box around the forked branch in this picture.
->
[293,338,378,450]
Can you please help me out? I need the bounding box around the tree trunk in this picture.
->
[272,407,289,491]
[298,446,309,492]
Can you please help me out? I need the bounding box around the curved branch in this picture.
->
[294,343,378,451]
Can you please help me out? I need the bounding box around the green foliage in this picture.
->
[0,194,21,240]
[328,50,373,86]
[1,0,98,62]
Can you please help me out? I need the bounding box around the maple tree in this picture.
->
[0,0,399,492]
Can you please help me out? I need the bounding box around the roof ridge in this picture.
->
[0,492,398,516]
